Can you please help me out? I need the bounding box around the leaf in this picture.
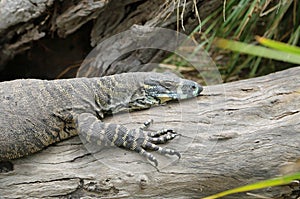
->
[256,36,300,55]
[202,172,300,199]
[214,38,300,65]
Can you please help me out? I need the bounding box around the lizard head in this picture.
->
[129,72,203,110]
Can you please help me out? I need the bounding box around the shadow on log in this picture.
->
[0,67,299,198]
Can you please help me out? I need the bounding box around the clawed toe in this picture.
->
[139,119,154,130]
[147,128,177,137]
[148,133,177,144]
[142,141,181,163]
[136,147,158,166]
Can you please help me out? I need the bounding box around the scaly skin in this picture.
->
[0,72,202,165]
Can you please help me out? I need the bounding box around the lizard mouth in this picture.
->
[129,93,175,110]
[154,93,178,104]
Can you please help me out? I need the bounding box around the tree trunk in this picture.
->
[1,67,299,198]
[0,0,223,80]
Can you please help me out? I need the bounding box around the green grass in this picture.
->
[202,172,300,199]
[164,0,300,81]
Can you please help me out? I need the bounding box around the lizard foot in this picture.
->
[123,120,181,167]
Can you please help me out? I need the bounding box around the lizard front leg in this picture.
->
[77,113,180,166]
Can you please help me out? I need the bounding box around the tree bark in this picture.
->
[1,67,299,198]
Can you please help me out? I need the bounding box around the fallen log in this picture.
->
[0,67,299,198]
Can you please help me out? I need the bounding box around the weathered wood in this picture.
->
[0,0,106,69]
[0,0,223,79]
[1,67,299,198]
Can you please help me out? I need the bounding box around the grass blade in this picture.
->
[256,36,300,55]
[214,38,300,65]
[202,172,300,199]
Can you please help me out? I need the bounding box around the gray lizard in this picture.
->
[0,72,202,166]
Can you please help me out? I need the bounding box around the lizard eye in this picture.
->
[164,81,174,88]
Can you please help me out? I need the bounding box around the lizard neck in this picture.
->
[90,74,145,115]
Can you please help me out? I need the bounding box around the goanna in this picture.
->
[0,72,202,166]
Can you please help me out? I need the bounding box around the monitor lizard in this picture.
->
[0,72,202,166]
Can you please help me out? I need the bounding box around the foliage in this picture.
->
[165,0,300,82]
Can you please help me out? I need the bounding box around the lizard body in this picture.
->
[0,72,202,165]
